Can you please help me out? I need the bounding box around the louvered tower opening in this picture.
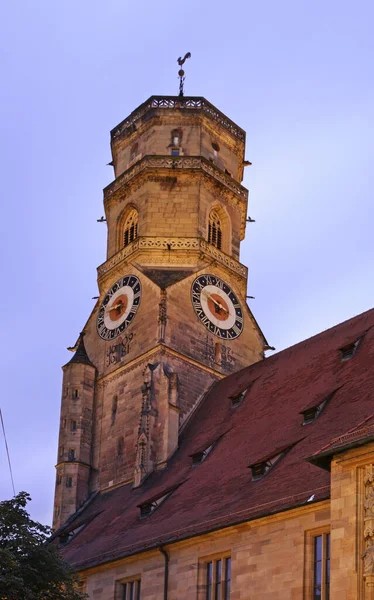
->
[208,211,222,250]
[123,209,138,248]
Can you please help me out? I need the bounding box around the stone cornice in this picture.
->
[103,155,248,203]
[97,236,248,281]
[96,343,225,386]
[111,96,245,143]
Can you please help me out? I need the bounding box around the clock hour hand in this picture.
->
[201,291,229,315]
[106,302,123,312]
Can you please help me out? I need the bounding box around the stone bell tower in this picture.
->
[53,93,268,529]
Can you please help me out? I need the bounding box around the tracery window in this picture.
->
[208,210,222,250]
[123,209,138,248]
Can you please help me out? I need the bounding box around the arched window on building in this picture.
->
[171,129,182,147]
[211,141,220,157]
[208,210,222,250]
[170,129,182,156]
[123,209,138,248]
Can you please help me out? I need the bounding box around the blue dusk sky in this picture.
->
[0,0,373,524]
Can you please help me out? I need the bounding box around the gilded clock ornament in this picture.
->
[191,274,244,339]
[97,275,141,340]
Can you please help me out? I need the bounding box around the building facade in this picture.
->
[53,94,374,600]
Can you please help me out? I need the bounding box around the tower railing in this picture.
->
[111,96,246,142]
[104,155,248,202]
[97,236,248,280]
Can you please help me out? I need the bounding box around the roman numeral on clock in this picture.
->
[191,274,243,339]
[97,275,142,340]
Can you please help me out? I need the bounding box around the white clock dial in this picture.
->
[191,274,244,339]
[97,275,141,341]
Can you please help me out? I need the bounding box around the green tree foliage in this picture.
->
[0,492,86,600]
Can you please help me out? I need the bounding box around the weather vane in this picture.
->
[177,52,191,97]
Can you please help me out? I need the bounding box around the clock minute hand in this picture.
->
[106,302,123,312]
[202,291,229,315]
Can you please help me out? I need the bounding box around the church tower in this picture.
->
[53,93,267,530]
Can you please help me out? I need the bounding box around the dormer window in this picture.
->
[301,389,339,425]
[138,482,184,518]
[230,388,248,408]
[302,406,322,425]
[248,443,298,481]
[139,492,171,518]
[301,398,329,425]
[191,442,215,465]
[340,337,362,361]
[249,451,284,481]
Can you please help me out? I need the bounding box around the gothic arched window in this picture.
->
[208,210,222,250]
[171,128,182,147]
[123,209,138,248]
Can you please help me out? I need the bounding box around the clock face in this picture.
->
[191,274,244,339]
[97,275,141,340]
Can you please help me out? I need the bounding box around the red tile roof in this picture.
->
[308,414,374,469]
[60,308,374,570]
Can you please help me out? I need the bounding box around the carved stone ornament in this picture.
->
[365,466,374,518]
[158,290,167,343]
[364,545,374,577]
[363,465,374,577]
[364,527,374,543]
[97,236,247,279]
[110,96,246,143]
[104,155,248,203]
[365,465,374,486]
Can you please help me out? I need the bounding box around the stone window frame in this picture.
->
[304,526,331,600]
[114,575,141,600]
[117,204,139,252]
[206,202,232,256]
[169,128,184,156]
[123,209,138,248]
[198,552,231,600]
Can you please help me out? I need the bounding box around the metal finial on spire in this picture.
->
[177,52,191,97]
